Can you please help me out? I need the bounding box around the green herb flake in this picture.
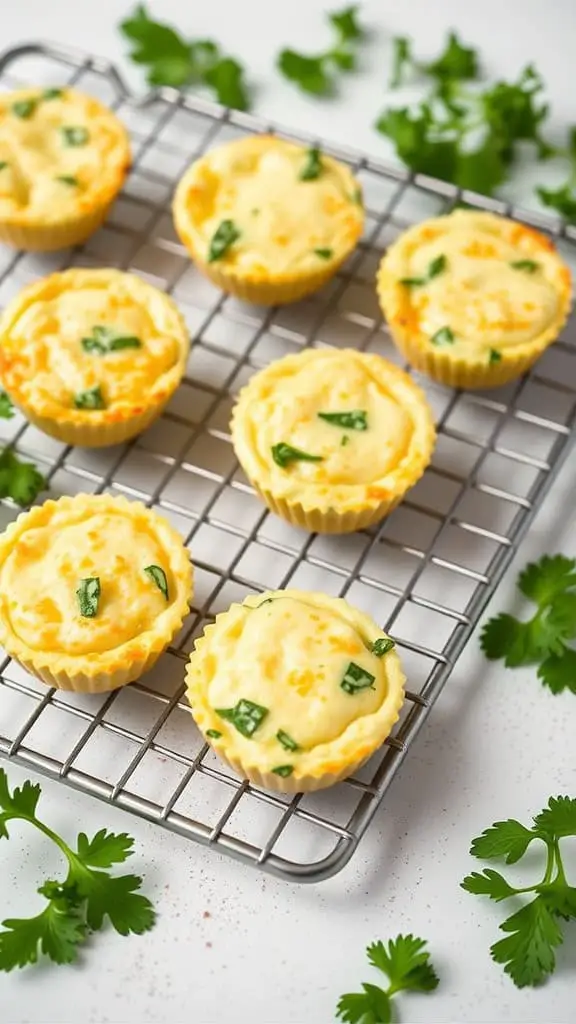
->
[399,274,427,287]
[272,765,294,778]
[207,219,240,262]
[216,699,268,738]
[42,88,64,100]
[74,385,105,410]
[489,348,502,364]
[400,254,447,288]
[510,259,539,272]
[81,325,142,355]
[352,186,362,205]
[76,577,100,618]
[0,391,14,419]
[431,326,455,346]
[206,729,222,739]
[0,449,46,507]
[314,247,333,259]
[12,99,37,119]
[55,175,79,187]
[340,661,376,695]
[60,126,90,147]
[0,162,8,171]
[276,730,299,753]
[371,637,395,657]
[299,147,323,181]
[318,410,367,431]
[144,565,169,601]
[271,442,323,468]
[341,435,350,446]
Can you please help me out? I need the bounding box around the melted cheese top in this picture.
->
[186,590,404,775]
[0,87,130,225]
[0,269,188,423]
[232,348,435,512]
[380,211,572,357]
[173,135,363,277]
[0,495,192,660]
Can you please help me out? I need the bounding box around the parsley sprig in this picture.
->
[0,769,155,971]
[0,448,46,507]
[480,554,576,695]
[462,796,576,988]
[336,935,439,1023]
[120,3,250,110]
[278,5,364,96]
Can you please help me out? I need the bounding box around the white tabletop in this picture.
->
[1,3,576,1023]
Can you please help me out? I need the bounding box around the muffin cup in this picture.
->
[183,251,344,307]
[8,643,172,695]
[249,482,403,534]
[12,394,175,448]
[0,204,115,254]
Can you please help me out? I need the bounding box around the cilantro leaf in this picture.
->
[0,898,86,971]
[480,64,551,162]
[277,51,331,95]
[539,882,576,920]
[532,796,576,839]
[469,818,538,864]
[0,771,41,820]
[0,448,46,507]
[491,898,562,988]
[329,5,363,42]
[204,57,249,111]
[389,36,412,89]
[120,4,249,109]
[518,555,576,604]
[537,185,576,224]
[456,135,507,195]
[76,829,134,868]
[78,871,155,935]
[336,984,392,1024]
[0,391,14,419]
[480,613,545,666]
[424,31,479,82]
[461,869,519,902]
[537,648,576,694]
[278,4,364,95]
[367,935,439,993]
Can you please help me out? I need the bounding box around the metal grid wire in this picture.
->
[0,42,575,882]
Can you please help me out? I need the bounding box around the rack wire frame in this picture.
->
[0,42,574,883]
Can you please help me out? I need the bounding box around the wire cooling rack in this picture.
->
[0,42,575,883]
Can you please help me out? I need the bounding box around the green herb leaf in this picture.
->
[337,983,392,1024]
[216,699,268,738]
[144,564,169,601]
[276,730,299,753]
[82,325,142,355]
[537,647,576,695]
[55,175,79,187]
[42,88,64,100]
[76,577,100,618]
[491,898,562,988]
[469,819,538,864]
[0,898,86,971]
[299,147,323,181]
[207,219,240,262]
[317,410,367,431]
[314,247,333,259]
[0,391,14,419]
[120,4,250,109]
[206,729,222,739]
[489,349,502,364]
[277,50,331,96]
[341,435,350,447]
[0,162,8,171]
[271,443,323,468]
[400,254,447,287]
[12,99,37,119]
[532,796,576,839]
[371,638,395,657]
[60,126,89,147]
[461,869,519,902]
[367,935,440,993]
[430,326,454,346]
[76,829,134,869]
[518,555,576,605]
[74,386,105,410]
[537,185,576,224]
[328,5,363,42]
[389,36,413,89]
[340,661,375,695]
[0,448,46,507]
[510,259,539,272]
[272,765,294,778]
[424,31,479,82]
[481,64,550,163]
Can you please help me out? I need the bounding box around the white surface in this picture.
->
[0,2,576,1023]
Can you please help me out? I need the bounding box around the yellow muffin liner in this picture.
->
[0,268,190,447]
[0,494,193,694]
[231,348,436,535]
[0,203,114,254]
[377,211,573,390]
[185,590,406,794]
[187,253,340,306]
[249,482,404,534]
